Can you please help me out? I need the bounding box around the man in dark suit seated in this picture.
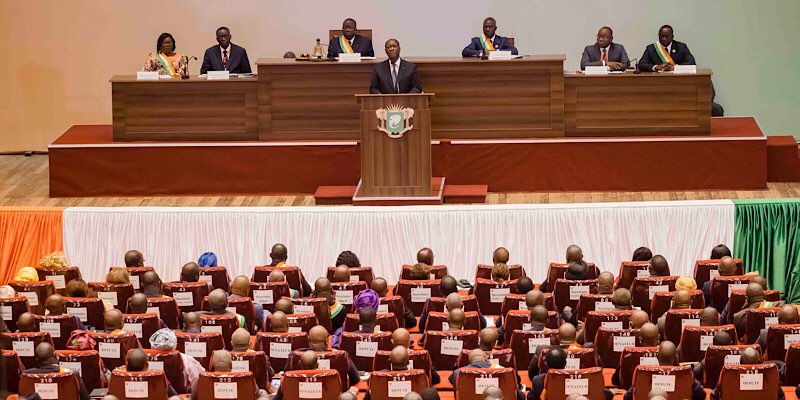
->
[580,26,630,71]
[462,17,518,57]
[200,27,251,74]
[24,342,90,400]
[327,18,374,58]
[369,39,422,94]
[639,25,696,72]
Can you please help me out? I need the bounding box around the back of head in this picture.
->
[359,306,377,326]
[268,269,286,283]
[632,247,653,262]
[128,293,149,314]
[492,247,510,264]
[440,275,458,296]
[565,261,588,280]
[371,277,389,297]
[124,250,144,267]
[392,328,411,348]
[750,275,767,290]
[231,328,251,351]
[416,248,434,266]
[710,244,732,260]
[675,276,697,291]
[712,330,733,346]
[648,388,669,400]
[140,271,162,295]
[491,263,510,281]
[181,262,200,282]
[482,386,504,400]
[105,309,124,330]
[45,294,65,315]
[198,252,218,268]
[639,323,660,346]
[479,327,498,349]
[525,289,545,308]
[106,267,130,284]
[231,275,250,297]
[403,393,423,400]
[630,310,649,329]
[34,342,55,366]
[390,345,409,370]
[700,307,720,326]
[558,323,577,345]
[531,305,549,325]
[745,282,765,303]
[657,341,677,365]
[565,245,583,263]
[300,349,318,370]
[332,265,350,282]
[419,387,441,400]
[308,325,330,351]
[597,272,615,294]
[314,278,332,299]
[212,349,233,372]
[126,348,148,372]
[409,263,431,280]
[648,255,669,276]
[183,312,201,332]
[779,304,800,324]
[612,288,632,309]
[467,348,486,364]
[672,290,693,309]
[208,289,229,312]
[270,311,289,333]
[274,298,294,314]
[448,308,466,330]
[270,243,288,263]
[516,277,534,294]
[445,292,463,311]
[17,312,36,332]
[336,251,360,268]
[545,346,567,369]
[338,393,358,400]
[740,347,760,364]
[718,256,738,276]
[64,279,89,297]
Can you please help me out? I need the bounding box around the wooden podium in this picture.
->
[353,93,440,205]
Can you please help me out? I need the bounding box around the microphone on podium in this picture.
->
[628,58,640,74]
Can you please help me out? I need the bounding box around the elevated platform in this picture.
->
[48,118,790,198]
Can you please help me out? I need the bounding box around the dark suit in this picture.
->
[369,59,422,94]
[327,35,374,58]
[200,43,251,74]
[462,35,518,57]
[24,363,90,400]
[580,43,630,70]
[638,40,696,72]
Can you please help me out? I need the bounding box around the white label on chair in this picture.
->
[649,286,669,300]
[724,355,741,364]
[129,275,140,290]
[46,275,66,290]
[570,285,590,301]
[318,358,331,369]
[34,383,59,399]
[288,326,302,333]
[613,336,636,352]
[226,307,236,314]
[523,323,532,331]
[411,288,431,303]
[172,292,194,307]
[349,275,360,282]
[98,291,118,306]
[640,357,659,366]
[125,322,143,338]
[125,381,149,398]
[681,319,701,331]
[99,342,121,358]
[476,377,500,394]
[709,270,720,279]
[202,325,223,334]
[430,273,437,280]
[300,382,323,398]
[565,357,581,370]
[490,288,510,303]
[185,341,207,358]
[60,361,82,374]
[765,317,779,326]
[67,307,88,322]
[295,305,314,314]
[356,340,379,357]
[595,301,614,311]
[785,334,800,349]
[441,322,450,331]
[335,290,353,305]
[652,374,676,391]
[739,373,763,391]
[529,337,550,353]
[232,360,250,372]
[214,382,238,398]
[0,306,11,321]
[389,380,412,397]
[149,361,164,370]
[637,270,651,277]
[20,291,39,306]
[199,275,213,286]
[519,301,528,310]
[253,290,274,305]
[488,358,499,367]
[728,284,748,296]
[270,342,292,359]
[408,359,414,369]
[441,338,463,356]
[602,321,623,330]
[565,378,589,395]
[377,304,389,313]
[40,322,61,338]
[13,340,34,356]
[146,307,161,317]
[700,335,714,351]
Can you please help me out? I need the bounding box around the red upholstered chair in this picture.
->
[0,296,30,332]
[9,280,56,315]
[198,266,231,292]
[662,309,703,344]
[536,347,598,373]
[764,324,800,362]
[546,263,601,288]
[176,331,225,369]
[90,331,139,371]
[254,331,308,373]
[630,276,678,313]
[594,327,641,368]
[716,364,780,400]
[141,296,180,329]
[455,367,517,400]
[200,313,239,350]
[291,297,331,332]
[1,350,23,394]
[379,295,407,328]
[163,281,210,313]
[65,297,105,331]
[344,312,399,332]
[8,331,54,369]
[616,261,651,290]
[120,266,154,292]
[693,259,744,292]
[725,289,781,324]
[508,329,558,370]
[575,293,614,321]
[248,281,290,314]
[502,310,559,344]
[395,279,442,316]
[744,307,781,344]
[19,371,81,400]
[36,266,82,294]
[500,292,557,320]
[331,281,368,315]
[33,314,79,350]
[374,348,434,378]
[785,342,800,386]
[252,265,306,296]
[88,282,135,312]
[369,369,430,400]
[474,278,518,316]
[210,350,269,391]
[650,290,705,323]
[143,348,188,394]
[426,294,481,313]
[582,310,633,346]
[553,278,598,312]
[423,330,479,371]
[202,295,257,334]
[108,369,169,400]
[543,367,606,400]
[424,311,480,332]
[701,344,760,388]
[475,264,526,280]
[287,349,352,390]
[631,365,694,400]
[457,348,516,369]
[327,266,375,286]
[678,324,737,363]
[195,371,258,400]
[264,312,319,333]
[709,275,751,312]
[281,369,342,400]
[400,264,448,280]
[122,313,160,349]
[618,346,660,390]
[339,331,392,371]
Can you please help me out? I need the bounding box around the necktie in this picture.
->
[391,62,398,93]
[223,49,228,70]
[601,48,607,62]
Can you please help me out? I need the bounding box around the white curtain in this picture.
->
[62,201,735,284]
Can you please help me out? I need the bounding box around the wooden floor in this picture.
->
[2,154,800,207]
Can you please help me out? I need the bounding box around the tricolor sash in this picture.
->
[329,301,344,318]
[654,42,674,64]
[157,53,176,75]
[480,34,495,51]
[235,313,245,329]
[339,36,355,53]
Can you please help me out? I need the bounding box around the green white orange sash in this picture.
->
[339,36,355,53]
[157,53,176,75]
[329,301,344,318]
[480,34,495,51]
[654,42,674,64]
[235,313,245,329]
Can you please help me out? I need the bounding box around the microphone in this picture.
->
[628,58,641,74]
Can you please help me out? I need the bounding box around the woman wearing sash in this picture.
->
[143,32,187,75]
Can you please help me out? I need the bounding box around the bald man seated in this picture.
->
[100,309,135,337]
[230,275,265,332]
[734,283,784,341]
[25,342,90,400]
[540,245,584,293]
[452,349,525,400]
[611,323,660,386]
[45,294,87,331]
[124,250,145,267]
[127,293,168,330]
[193,350,266,399]
[16,312,37,333]
[757,304,799,353]
[371,277,417,329]
[710,347,785,400]
[140,270,165,298]
[528,346,613,400]
[331,265,352,283]
[287,325,360,393]
[690,330,734,381]
[365,345,435,400]
[126,348,178,397]
[183,312,202,333]
[622,341,706,400]
[390,328,441,385]
[269,269,300,299]
[181,262,200,283]
[312,277,347,333]
[417,248,435,266]
[656,289,694,337]
[268,243,312,296]
[198,289,246,328]
[563,271,615,326]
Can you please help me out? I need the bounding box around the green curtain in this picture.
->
[733,198,800,303]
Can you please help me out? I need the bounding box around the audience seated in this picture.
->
[125,347,178,396]
[124,250,145,268]
[734,282,784,341]
[230,275,265,332]
[150,327,205,396]
[540,245,583,292]
[371,277,417,328]
[313,277,347,333]
[23,342,90,400]
[268,243,312,295]
[622,341,705,400]
[419,275,459,331]
[293,325,360,392]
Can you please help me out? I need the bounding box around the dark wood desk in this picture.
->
[110,75,258,141]
[564,69,712,136]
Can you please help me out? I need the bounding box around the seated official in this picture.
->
[462,17,518,57]
[328,18,374,58]
[639,25,696,72]
[200,27,252,74]
[580,26,629,71]
[143,32,186,76]
[369,39,422,94]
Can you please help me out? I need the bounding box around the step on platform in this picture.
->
[315,177,487,206]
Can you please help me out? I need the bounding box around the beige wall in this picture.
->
[2,0,799,152]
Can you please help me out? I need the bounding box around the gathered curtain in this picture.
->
[0,207,64,283]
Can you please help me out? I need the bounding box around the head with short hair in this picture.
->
[448,308,466,330]
[208,289,229,312]
[779,304,800,324]
[479,327,498,350]
[482,386,504,400]
[268,269,286,283]
[198,252,217,267]
[128,293,148,314]
[392,328,411,348]
[213,349,233,372]
[516,277,534,294]
[314,278,333,302]
[126,348,148,372]
[745,283,765,304]
[368,277,387,297]
[390,345,409,370]
[417,248,434,266]
[750,275,767,290]
[492,247,510,264]
[740,347,760,364]
[341,18,357,40]
[657,341,677,365]
[404,393,423,400]
[440,275,458,296]
[710,244,732,260]
[124,250,144,267]
[338,393,358,400]
[699,307,719,326]
[64,279,90,297]
[106,267,130,284]
[672,290,693,309]
[336,251,360,268]
[17,312,36,332]
[181,262,200,282]
[491,263,509,281]
[45,294,65,315]
[156,32,176,53]
[419,387,440,400]
[640,323,660,346]
[409,263,431,280]
[359,306,377,329]
[565,261,588,280]
[270,311,289,333]
[482,17,498,39]
[215,27,231,48]
[718,257,738,276]
[632,247,653,262]
[648,388,669,400]
[566,245,583,263]
[597,272,615,294]
[544,346,567,369]
[648,255,669,276]
[468,348,486,364]
[231,328,251,352]
[657,25,674,48]
[612,288,632,309]
[104,309,124,330]
[530,305,549,325]
[596,26,614,47]
[231,275,250,297]
[140,271,162,295]
[300,349,318,369]
[270,244,288,264]
[630,310,650,329]
[274,298,294,314]
[675,276,697,291]
[712,330,733,346]
[283,51,296,59]
[332,266,350,283]
[34,342,56,366]
[525,289,545,308]
[308,325,330,351]
[183,312,201,332]
[445,292,463,311]
[558,323,577,345]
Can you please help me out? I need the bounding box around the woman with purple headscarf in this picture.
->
[331,289,380,348]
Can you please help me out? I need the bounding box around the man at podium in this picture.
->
[639,25,696,72]
[200,27,252,74]
[327,18,375,58]
[580,26,630,71]
[369,39,422,94]
[462,17,518,57]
